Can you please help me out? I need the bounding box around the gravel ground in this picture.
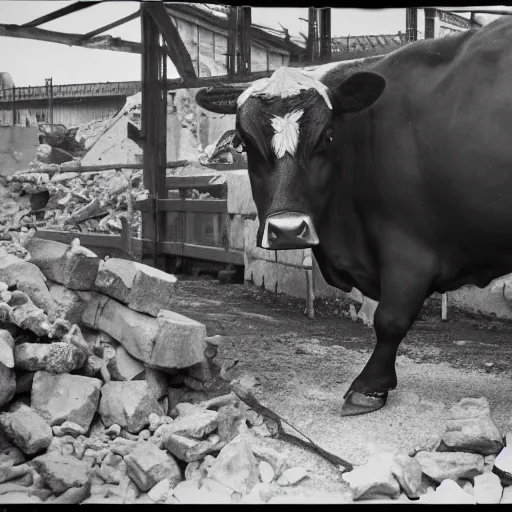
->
[166,277,512,500]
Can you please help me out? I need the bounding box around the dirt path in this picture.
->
[168,278,512,501]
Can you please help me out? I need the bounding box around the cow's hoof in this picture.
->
[340,389,388,416]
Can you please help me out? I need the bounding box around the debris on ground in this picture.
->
[0,237,509,503]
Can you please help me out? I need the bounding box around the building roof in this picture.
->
[332,33,408,55]
[0,81,141,103]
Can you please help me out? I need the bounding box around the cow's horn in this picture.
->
[195,85,248,114]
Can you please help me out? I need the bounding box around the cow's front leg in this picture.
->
[340,261,434,416]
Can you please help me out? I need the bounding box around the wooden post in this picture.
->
[406,8,418,42]
[424,8,436,39]
[441,293,448,321]
[239,7,251,76]
[140,5,167,270]
[306,7,317,64]
[319,8,331,63]
[11,86,15,126]
[227,7,237,79]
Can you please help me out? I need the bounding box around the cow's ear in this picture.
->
[331,71,386,114]
[195,86,246,115]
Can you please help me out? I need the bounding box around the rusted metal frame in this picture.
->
[166,175,227,190]
[79,10,141,41]
[406,8,418,42]
[21,1,99,27]
[306,7,317,64]
[144,2,197,82]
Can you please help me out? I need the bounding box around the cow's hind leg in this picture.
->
[340,257,435,416]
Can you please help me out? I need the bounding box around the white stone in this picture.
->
[147,477,171,503]
[473,472,503,504]
[258,460,275,484]
[277,466,308,486]
[420,479,477,504]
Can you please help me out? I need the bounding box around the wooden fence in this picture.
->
[34,169,245,267]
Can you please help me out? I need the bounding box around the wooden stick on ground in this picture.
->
[228,380,354,472]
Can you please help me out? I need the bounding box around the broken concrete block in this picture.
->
[107,345,145,381]
[258,461,275,484]
[99,381,164,434]
[165,409,218,440]
[414,451,484,482]
[143,366,168,401]
[151,310,207,370]
[31,452,90,494]
[493,446,512,485]
[48,283,88,325]
[94,258,177,317]
[439,397,503,455]
[217,403,246,445]
[342,459,401,501]
[0,250,56,319]
[52,421,87,438]
[0,329,14,368]
[81,294,158,363]
[31,371,101,431]
[0,404,52,455]
[0,363,15,407]
[163,433,217,462]
[473,472,503,504]
[124,441,182,492]
[420,479,477,504]
[25,238,100,291]
[7,292,53,338]
[207,436,259,495]
[14,342,87,373]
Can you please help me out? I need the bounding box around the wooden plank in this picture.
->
[319,8,331,63]
[165,175,226,189]
[34,229,125,248]
[21,1,100,28]
[227,7,237,79]
[144,2,197,82]
[140,7,166,270]
[0,23,141,54]
[134,199,227,214]
[80,10,141,41]
[239,7,252,76]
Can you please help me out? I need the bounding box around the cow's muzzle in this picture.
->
[261,212,319,250]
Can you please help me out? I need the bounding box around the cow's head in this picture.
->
[196,67,386,250]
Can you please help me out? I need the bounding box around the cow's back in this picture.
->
[353,18,512,267]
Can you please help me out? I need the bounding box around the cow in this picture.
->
[195,16,512,416]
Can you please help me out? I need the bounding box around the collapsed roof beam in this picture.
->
[144,3,197,82]
[0,23,141,53]
[80,9,141,41]
[21,1,100,28]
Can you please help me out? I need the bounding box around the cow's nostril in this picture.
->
[298,222,308,239]
[270,231,277,240]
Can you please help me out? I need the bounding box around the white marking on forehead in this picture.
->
[270,110,303,159]
[237,67,332,110]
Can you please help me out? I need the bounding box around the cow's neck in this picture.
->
[314,110,379,299]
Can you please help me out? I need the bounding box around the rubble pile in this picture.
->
[0,169,146,236]
[340,396,512,504]
[0,236,509,503]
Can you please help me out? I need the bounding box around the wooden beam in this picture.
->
[227,7,238,79]
[144,2,197,82]
[239,7,252,76]
[140,7,167,270]
[80,10,141,41]
[319,8,331,63]
[0,23,141,54]
[134,199,228,214]
[21,1,100,28]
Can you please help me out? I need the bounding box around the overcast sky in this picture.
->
[0,2,501,87]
